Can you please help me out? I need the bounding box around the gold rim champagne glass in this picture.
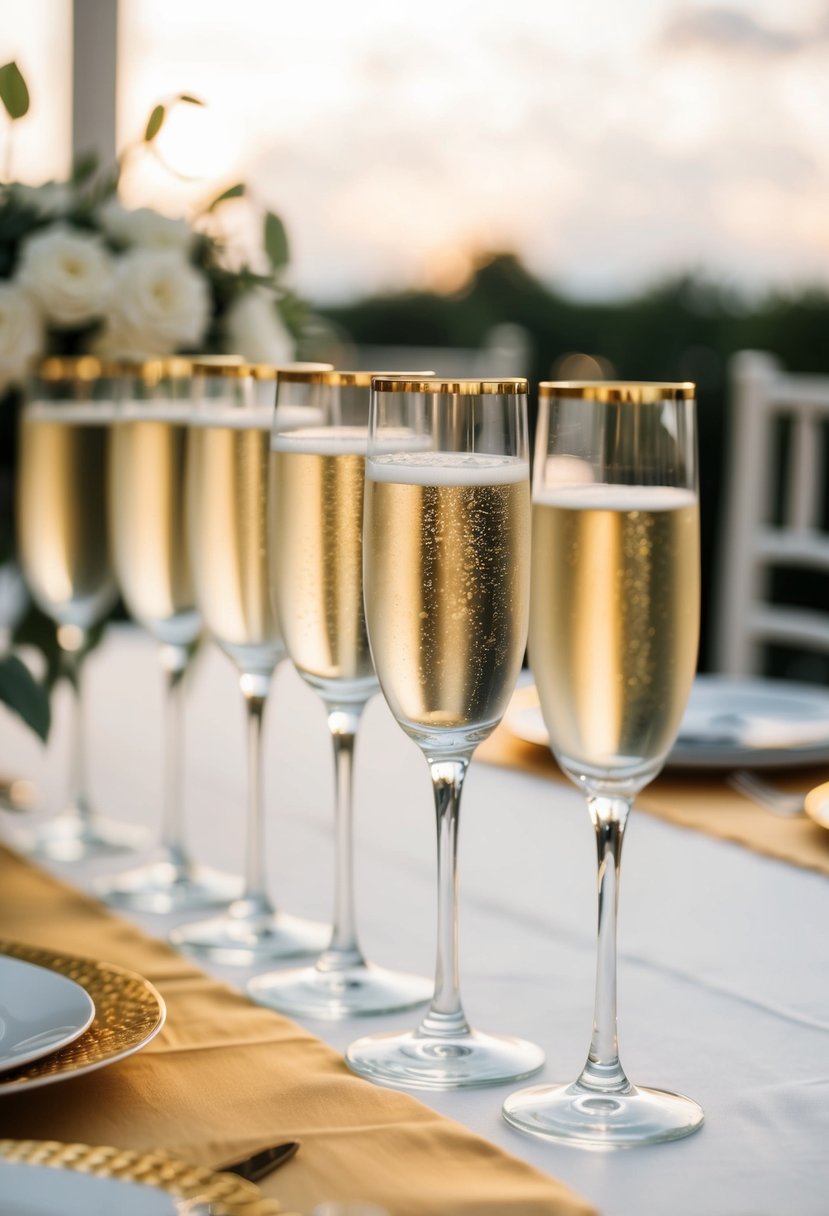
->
[247,369,433,1019]
[344,376,545,1086]
[14,357,145,860]
[502,380,704,1145]
[95,357,240,912]
[169,360,329,963]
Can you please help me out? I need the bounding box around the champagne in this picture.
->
[109,404,199,646]
[530,483,699,780]
[271,427,375,699]
[364,452,530,747]
[187,409,282,673]
[17,403,117,629]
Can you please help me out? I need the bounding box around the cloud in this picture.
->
[662,6,817,57]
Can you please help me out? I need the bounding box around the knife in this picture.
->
[218,1140,300,1182]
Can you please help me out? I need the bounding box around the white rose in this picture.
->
[102,249,210,356]
[225,288,294,363]
[99,200,194,253]
[17,224,114,328]
[12,182,73,217]
[0,284,43,392]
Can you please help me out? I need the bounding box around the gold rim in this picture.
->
[0,1141,283,1216]
[38,356,195,382]
[277,369,432,387]
[0,941,165,1093]
[37,356,116,381]
[373,377,528,395]
[538,381,695,403]
[194,360,334,380]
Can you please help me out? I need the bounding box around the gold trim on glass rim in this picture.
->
[193,360,333,380]
[0,1141,284,1216]
[37,356,115,381]
[278,369,433,388]
[538,381,695,403]
[372,377,528,395]
[38,356,195,383]
[0,941,165,1093]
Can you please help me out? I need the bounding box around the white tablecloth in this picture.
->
[2,627,827,1215]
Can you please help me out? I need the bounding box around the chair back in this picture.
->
[716,351,829,674]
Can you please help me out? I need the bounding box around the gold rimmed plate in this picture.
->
[805,782,829,830]
[0,942,165,1094]
[0,1140,283,1215]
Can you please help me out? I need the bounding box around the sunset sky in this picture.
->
[4,0,829,302]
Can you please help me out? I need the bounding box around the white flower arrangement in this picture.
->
[0,62,302,391]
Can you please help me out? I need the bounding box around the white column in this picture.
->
[72,0,119,167]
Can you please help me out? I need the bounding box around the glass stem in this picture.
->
[318,705,366,972]
[59,625,92,825]
[239,671,272,907]
[159,643,190,868]
[578,794,632,1093]
[418,757,471,1038]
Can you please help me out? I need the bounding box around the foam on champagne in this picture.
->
[368,450,529,486]
[534,483,697,511]
[26,400,118,424]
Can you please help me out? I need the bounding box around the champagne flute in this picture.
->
[344,375,545,1086]
[502,380,704,1145]
[95,357,240,912]
[14,356,145,860]
[170,360,329,963]
[247,369,433,1018]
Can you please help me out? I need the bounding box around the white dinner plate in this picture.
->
[0,1142,269,1216]
[505,676,829,771]
[0,942,166,1095]
[0,1162,184,1215]
[0,956,95,1073]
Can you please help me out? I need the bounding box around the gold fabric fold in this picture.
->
[0,847,594,1216]
[479,724,829,877]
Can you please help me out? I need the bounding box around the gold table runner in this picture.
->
[479,726,829,878]
[0,847,594,1216]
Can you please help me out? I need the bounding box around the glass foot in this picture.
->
[95,857,242,914]
[169,897,329,965]
[13,810,147,863]
[345,1025,545,1090]
[248,958,433,1020]
[502,1079,704,1147]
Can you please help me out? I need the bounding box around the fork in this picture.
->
[726,770,806,817]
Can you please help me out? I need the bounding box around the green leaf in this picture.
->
[177,93,205,107]
[71,151,99,184]
[0,655,50,742]
[207,182,245,212]
[0,61,30,120]
[144,103,166,142]
[264,210,289,270]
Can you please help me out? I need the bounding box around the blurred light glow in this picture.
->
[108,0,829,301]
[0,0,71,184]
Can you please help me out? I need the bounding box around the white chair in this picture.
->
[715,351,829,675]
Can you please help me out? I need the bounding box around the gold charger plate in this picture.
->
[0,941,165,1094]
[805,782,829,830]
[0,1140,283,1215]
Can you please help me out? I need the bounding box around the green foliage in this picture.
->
[144,104,166,142]
[207,182,245,212]
[264,210,289,270]
[70,151,99,184]
[0,61,29,121]
[0,655,50,742]
[144,93,204,144]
